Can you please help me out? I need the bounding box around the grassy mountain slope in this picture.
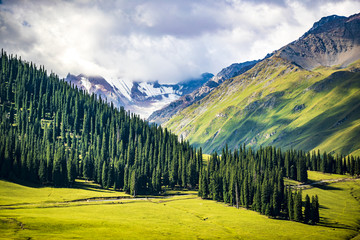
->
[164,57,360,155]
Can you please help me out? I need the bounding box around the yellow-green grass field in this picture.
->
[1,172,359,239]
[0,179,129,206]
[307,171,350,182]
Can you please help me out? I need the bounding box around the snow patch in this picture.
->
[137,82,183,97]
[110,78,132,100]
[80,77,92,92]
[131,93,181,119]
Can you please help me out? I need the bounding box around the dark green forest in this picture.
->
[0,50,359,224]
[0,50,202,195]
[198,145,359,222]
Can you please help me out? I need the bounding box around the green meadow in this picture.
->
[1,171,359,239]
[0,180,129,206]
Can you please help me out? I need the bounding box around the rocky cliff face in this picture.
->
[276,13,360,69]
[148,60,259,125]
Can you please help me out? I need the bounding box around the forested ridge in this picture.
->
[0,50,201,195]
[1,50,359,224]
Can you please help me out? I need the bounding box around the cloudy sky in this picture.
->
[0,0,359,83]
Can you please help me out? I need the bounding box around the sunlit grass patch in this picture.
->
[1,179,360,239]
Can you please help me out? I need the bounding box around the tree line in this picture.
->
[0,50,201,195]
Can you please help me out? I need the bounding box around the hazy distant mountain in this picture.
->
[65,73,130,107]
[65,73,213,118]
[164,13,360,156]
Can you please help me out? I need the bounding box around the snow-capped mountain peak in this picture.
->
[65,73,213,118]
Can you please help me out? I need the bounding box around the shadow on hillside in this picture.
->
[312,183,342,191]
[160,189,197,197]
[318,217,357,231]
[319,204,329,209]
[72,181,117,193]
[0,177,121,194]
[1,177,45,189]
[278,72,360,153]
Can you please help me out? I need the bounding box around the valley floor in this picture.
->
[0,172,359,239]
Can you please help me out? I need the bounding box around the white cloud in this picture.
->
[0,0,359,84]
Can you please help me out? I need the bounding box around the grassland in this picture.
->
[307,171,350,182]
[164,58,360,156]
[0,179,129,206]
[1,171,359,239]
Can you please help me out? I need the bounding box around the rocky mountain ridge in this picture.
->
[276,13,360,70]
[148,60,259,124]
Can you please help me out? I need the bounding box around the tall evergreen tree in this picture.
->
[311,195,320,224]
[304,194,311,223]
[293,191,303,222]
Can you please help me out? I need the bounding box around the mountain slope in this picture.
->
[164,13,360,156]
[165,57,360,155]
[148,60,259,125]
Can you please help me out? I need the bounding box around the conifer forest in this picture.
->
[0,51,202,195]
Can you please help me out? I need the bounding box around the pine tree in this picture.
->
[198,168,208,198]
[297,157,307,182]
[311,195,320,224]
[293,191,303,222]
[67,152,76,185]
[253,183,261,212]
[288,190,294,220]
[130,170,137,197]
[304,194,311,223]
[53,146,66,187]
[38,158,47,184]
[83,155,91,180]
[101,161,108,188]
[272,188,280,217]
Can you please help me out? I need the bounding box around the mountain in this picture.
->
[65,73,130,107]
[66,73,213,118]
[126,73,213,118]
[277,14,360,69]
[148,60,259,125]
[163,13,360,156]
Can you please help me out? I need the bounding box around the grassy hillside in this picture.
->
[164,57,360,156]
[1,173,359,239]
